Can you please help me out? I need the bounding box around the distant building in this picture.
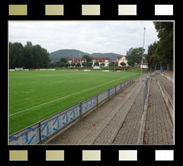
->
[91,57,110,67]
[141,63,148,69]
[116,56,128,66]
[67,58,86,66]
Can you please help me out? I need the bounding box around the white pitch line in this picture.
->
[9,74,136,117]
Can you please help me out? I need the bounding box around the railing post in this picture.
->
[79,102,82,117]
[97,94,99,107]
[143,78,148,113]
[38,122,41,143]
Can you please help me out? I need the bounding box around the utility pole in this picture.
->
[141,27,146,80]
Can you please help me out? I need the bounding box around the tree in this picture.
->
[9,41,51,69]
[9,42,24,68]
[146,41,159,67]
[94,62,99,66]
[50,61,56,68]
[64,63,70,67]
[40,48,50,68]
[55,61,60,67]
[82,62,87,67]
[109,62,115,66]
[88,62,93,67]
[126,47,145,67]
[23,41,34,68]
[60,57,67,63]
[82,55,92,62]
[60,62,65,67]
[71,62,75,67]
[153,22,173,62]
[76,63,81,67]
[120,62,126,67]
[101,63,105,66]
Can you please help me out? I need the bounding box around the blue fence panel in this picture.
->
[98,91,108,103]
[82,96,97,114]
[109,87,115,96]
[116,84,120,92]
[9,124,39,145]
[41,121,52,140]
[40,104,80,141]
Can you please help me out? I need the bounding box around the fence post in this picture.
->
[143,78,148,113]
[143,83,145,113]
[97,94,98,107]
[38,122,41,143]
[79,102,82,117]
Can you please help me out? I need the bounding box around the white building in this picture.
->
[141,63,148,68]
[91,57,110,67]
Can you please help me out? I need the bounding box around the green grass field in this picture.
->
[9,70,140,135]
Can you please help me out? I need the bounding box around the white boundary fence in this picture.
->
[9,77,134,145]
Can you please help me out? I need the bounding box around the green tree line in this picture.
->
[146,22,173,68]
[9,41,51,69]
[126,47,145,67]
[125,22,173,70]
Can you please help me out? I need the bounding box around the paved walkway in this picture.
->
[143,75,173,145]
[163,70,173,77]
[44,72,174,145]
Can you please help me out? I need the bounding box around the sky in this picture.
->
[9,21,159,55]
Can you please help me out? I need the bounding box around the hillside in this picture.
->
[49,49,88,62]
[50,49,124,62]
[91,53,123,62]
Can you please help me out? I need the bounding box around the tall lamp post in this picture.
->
[141,27,146,80]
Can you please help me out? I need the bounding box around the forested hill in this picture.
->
[49,49,88,61]
[50,49,124,62]
[91,53,124,62]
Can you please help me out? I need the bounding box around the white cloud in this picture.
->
[9,21,159,55]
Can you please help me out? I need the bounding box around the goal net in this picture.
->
[15,67,24,71]
[92,66,101,70]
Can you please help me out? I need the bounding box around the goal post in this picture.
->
[92,66,101,70]
[15,67,24,71]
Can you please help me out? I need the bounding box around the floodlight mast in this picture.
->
[141,27,146,80]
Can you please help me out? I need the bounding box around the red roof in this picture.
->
[117,56,123,60]
[113,60,117,63]
[91,57,110,62]
[68,58,86,63]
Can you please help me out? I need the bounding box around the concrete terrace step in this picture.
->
[92,80,144,145]
[112,85,144,145]
[156,75,173,102]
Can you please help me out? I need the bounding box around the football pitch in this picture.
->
[9,70,140,135]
